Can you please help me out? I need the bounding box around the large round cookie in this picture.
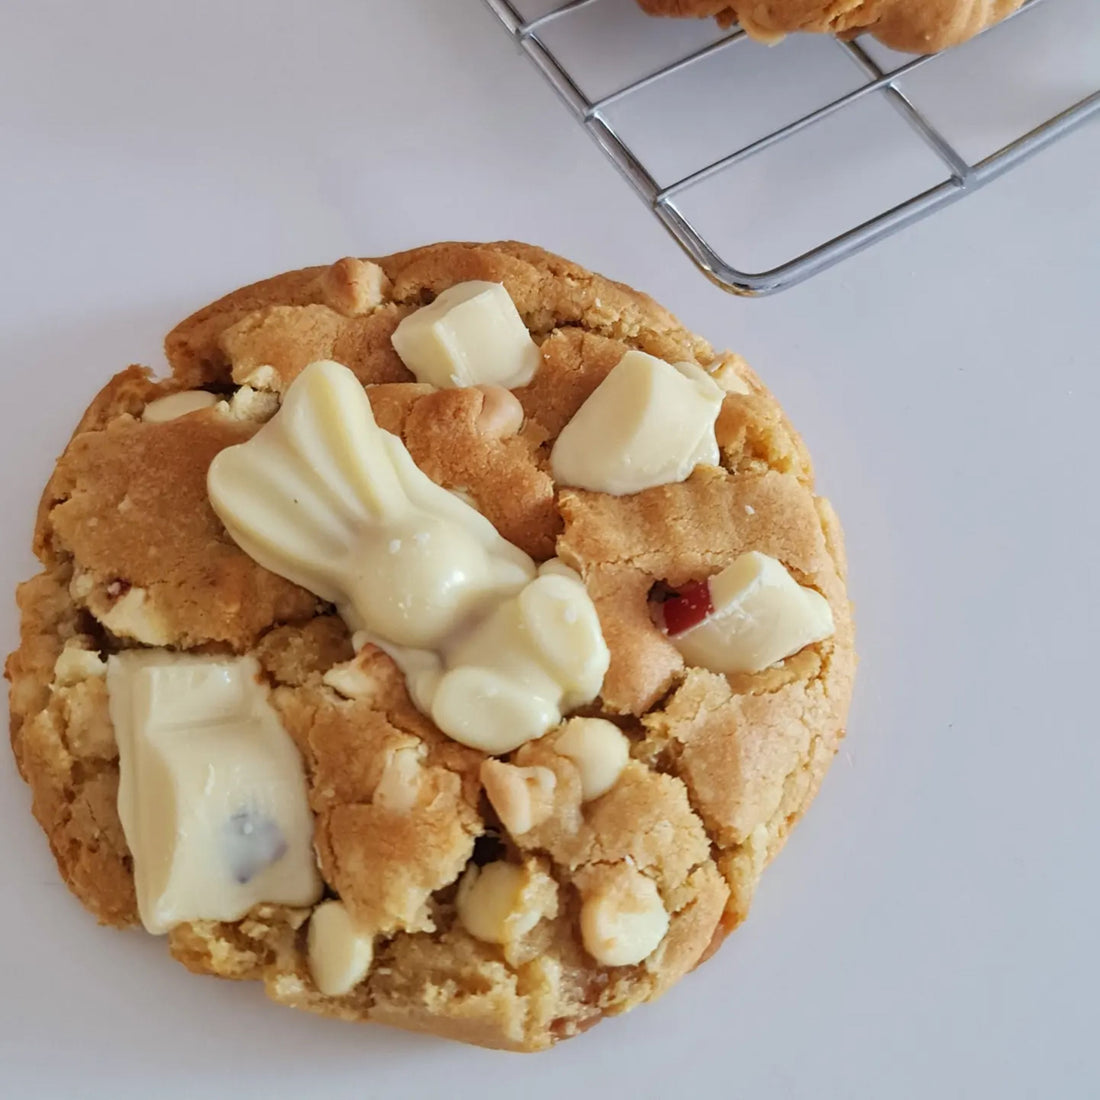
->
[636,0,1023,53]
[6,241,855,1051]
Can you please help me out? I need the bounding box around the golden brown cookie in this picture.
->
[636,0,1023,53]
[6,241,855,1051]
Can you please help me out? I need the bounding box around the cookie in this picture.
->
[635,0,1023,53]
[6,241,855,1051]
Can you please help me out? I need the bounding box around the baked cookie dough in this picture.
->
[635,0,1024,53]
[6,241,855,1051]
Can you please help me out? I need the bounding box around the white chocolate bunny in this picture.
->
[208,361,608,754]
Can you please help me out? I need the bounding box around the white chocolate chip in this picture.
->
[550,351,723,496]
[552,718,629,802]
[209,361,536,652]
[307,900,374,996]
[221,385,280,423]
[97,588,173,646]
[456,863,522,945]
[480,760,556,836]
[670,551,835,675]
[579,866,669,967]
[240,364,282,393]
[473,385,524,438]
[391,282,540,390]
[537,558,582,584]
[142,390,219,423]
[708,359,752,395]
[372,745,423,814]
[321,659,376,699]
[52,641,107,686]
[456,861,557,946]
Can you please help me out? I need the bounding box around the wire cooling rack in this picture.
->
[484,0,1100,295]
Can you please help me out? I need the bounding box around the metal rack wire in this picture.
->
[484,0,1100,295]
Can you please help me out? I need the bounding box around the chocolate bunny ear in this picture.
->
[207,360,408,604]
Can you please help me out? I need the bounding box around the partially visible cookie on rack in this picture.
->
[7,241,856,1051]
[636,0,1024,53]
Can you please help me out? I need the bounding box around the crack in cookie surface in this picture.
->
[6,241,855,1051]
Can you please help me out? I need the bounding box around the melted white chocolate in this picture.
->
[208,361,608,754]
[580,866,669,967]
[107,651,322,934]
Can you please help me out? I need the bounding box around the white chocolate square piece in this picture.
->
[107,651,322,934]
[550,351,724,495]
[668,551,835,675]
[390,281,540,389]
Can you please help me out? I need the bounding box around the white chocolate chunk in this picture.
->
[391,281,540,390]
[98,587,173,646]
[550,351,723,495]
[372,745,423,814]
[552,717,629,802]
[671,551,835,674]
[107,651,322,934]
[321,659,376,699]
[53,641,107,686]
[480,760,556,836]
[142,390,219,422]
[580,866,669,967]
[307,900,374,996]
[220,385,280,423]
[427,571,609,754]
[209,361,608,755]
[456,861,557,946]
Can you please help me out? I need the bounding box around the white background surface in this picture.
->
[1,2,1098,1097]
